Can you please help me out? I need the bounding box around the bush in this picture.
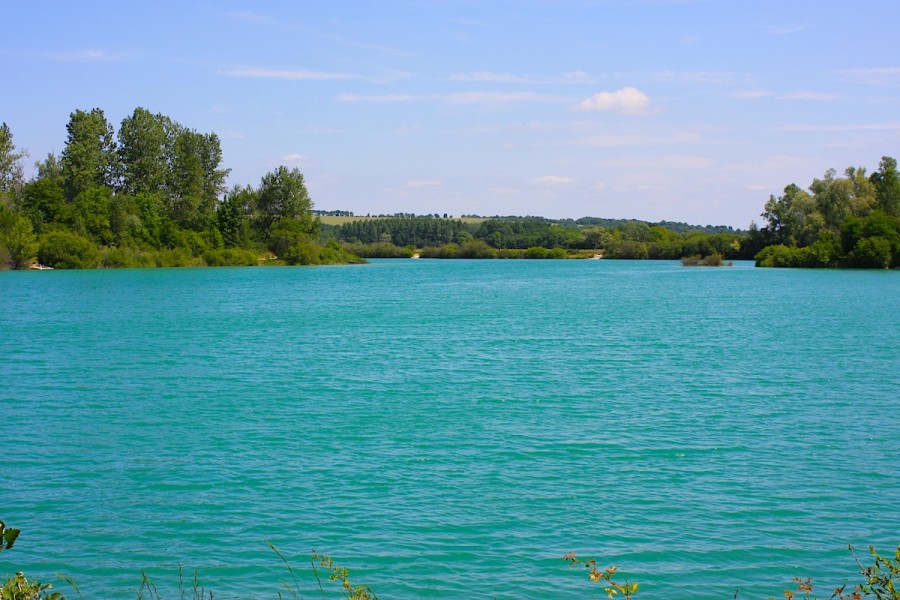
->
[101,247,157,268]
[202,248,260,266]
[37,231,101,269]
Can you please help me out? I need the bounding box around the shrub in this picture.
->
[37,231,101,269]
[202,248,259,267]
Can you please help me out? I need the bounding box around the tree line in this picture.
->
[325,215,748,260]
[747,157,900,268]
[2,109,898,269]
[0,109,360,269]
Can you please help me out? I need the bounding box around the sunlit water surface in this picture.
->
[2,260,899,598]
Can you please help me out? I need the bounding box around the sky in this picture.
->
[3,0,899,228]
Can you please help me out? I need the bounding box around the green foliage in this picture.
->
[0,209,37,269]
[342,241,415,258]
[681,253,729,266]
[255,166,314,235]
[565,552,639,599]
[20,179,66,233]
[0,123,27,196]
[117,107,170,197]
[37,231,101,269]
[310,550,379,600]
[60,108,118,201]
[458,239,498,258]
[0,521,21,552]
[755,158,899,268]
[1,572,64,600]
[202,248,259,267]
[855,544,900,599]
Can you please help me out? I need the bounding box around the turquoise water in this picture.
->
[2,259,899,599]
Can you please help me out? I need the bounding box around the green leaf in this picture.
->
[1,527,20,551]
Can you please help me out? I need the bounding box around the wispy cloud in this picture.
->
[337,93,425,103]
[407,179,443,189]
[220,68,358,81]
[444,91,562,105]
[837,67,900,86]
[648,70,740,85]
[225,11,279,26]
[449,71,529,83]
[529,175,575,186]
[282,154,309,165]
[776,122,900,133]
[47,49,123,62]
[730,90,773,99]
[581,131,703,148]
[575,86,651,114]
[781,91,837,101]
[598,154,714,170]
[448,70,596,85]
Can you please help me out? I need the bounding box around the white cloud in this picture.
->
[776,122,900,133]
[576,86,650,114]
[337,93,424,102]
[781,91,837,101]
[561,70,593,83]
[597,154,713,170]
[282,154,309,165]
[530,175,575,186]
[581,131,703,148]
[449,71,529,83]
[444,91,560,104]
[731,90,772,99]
[48,49,122,62]
[219,68,358,81]
[407,179,443,189]
[837,67,900,86]
[490,186,521,196]
[649,70,738,85]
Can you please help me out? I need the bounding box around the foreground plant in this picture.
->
[310,550,378,600]
[564,552,639,599]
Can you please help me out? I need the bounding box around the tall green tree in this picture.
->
[33,152,64,188]
[0,122,27,198]
[118,107,170,196]
[870,156,900,217]
[255,166,317,236]
[167,128,229,229]
[60,108,119,200]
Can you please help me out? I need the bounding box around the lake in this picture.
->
[2,259,899,598]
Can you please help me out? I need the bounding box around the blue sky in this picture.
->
[3,1,899,228]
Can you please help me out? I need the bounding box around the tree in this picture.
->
[761,183,823,246]
[20,178,66,232]
[216,189,253,248]
[255,166,317,236]
[0,207,37,269]
[167,128,229,229]
[118,107,169,196]
[60,108,118,200]
[871,156,900,217]
[33,152,64,188]
[0,122,27,198]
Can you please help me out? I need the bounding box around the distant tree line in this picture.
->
[2,111,897,269]
[325,215,749,260]
[0,109,360,268]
